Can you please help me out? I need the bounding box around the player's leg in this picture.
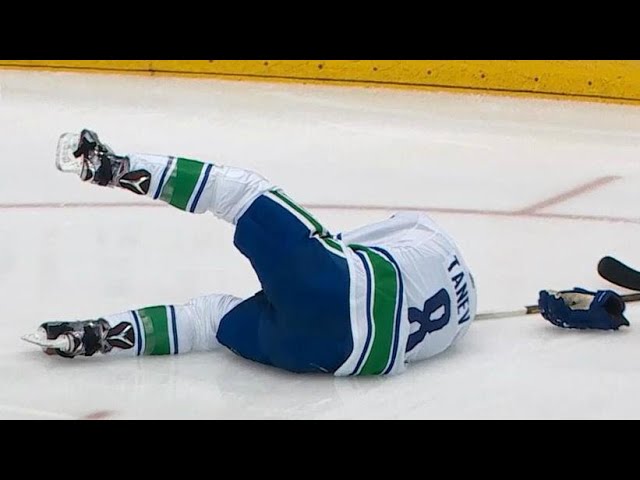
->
[214,191,354,373]
[51,130,354,372]
[27,294,244,359]
[61,129,343,298]
[28,285,347,373]
[58,129,273,224]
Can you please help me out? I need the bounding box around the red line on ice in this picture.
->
[515,176,621,214]
[0,200,638,225]
[80,410,115,420]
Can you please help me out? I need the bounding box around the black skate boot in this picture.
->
[23,319,136,359]
[56,129,130,187]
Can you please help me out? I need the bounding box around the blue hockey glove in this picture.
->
[538,288,630,330]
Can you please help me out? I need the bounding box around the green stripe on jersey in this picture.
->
[159,158,205,211]
[270,189,327,236]
[322,237,344,254]
[138,306,171,355]
[355,247,399,375]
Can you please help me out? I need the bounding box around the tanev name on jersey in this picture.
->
[448,255,472,325]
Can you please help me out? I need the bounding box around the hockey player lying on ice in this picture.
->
[22,130,630,376]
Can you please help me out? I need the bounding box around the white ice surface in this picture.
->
[1,70,640,419]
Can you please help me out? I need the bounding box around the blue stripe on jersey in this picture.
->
[189,163,213,213]
[170,305,178,354]
[153,157,173,200]
[130,310,143,356]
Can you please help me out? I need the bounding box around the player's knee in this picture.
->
[182,294,244,350]
[215,293,275,364]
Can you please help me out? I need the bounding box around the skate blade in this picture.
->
[55,133,83,174]
[21,331,71,352]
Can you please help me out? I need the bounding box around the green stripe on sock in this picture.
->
[138,306,171,355]
[270,189,327,236]
[159,158,205,211]
[357,248,399,375]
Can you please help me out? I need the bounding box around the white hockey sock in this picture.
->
[99,294,244,357]
[124,154,273,224]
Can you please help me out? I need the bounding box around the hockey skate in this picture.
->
[56,129,130,186]
[22,319,135,358]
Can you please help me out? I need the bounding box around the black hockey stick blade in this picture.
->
[598,256,640,292]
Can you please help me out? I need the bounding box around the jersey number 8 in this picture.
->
[406,288,451,353]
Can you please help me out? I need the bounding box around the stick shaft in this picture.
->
[475,292,640,321]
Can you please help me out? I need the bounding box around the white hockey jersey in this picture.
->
[334,211,477,376]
